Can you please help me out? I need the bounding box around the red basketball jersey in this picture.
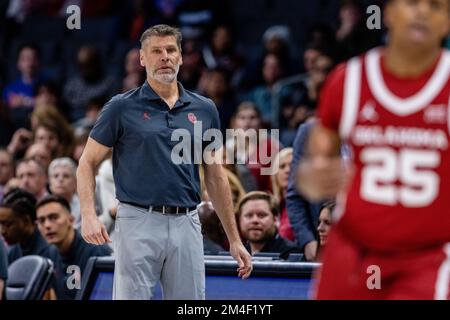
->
[318,47,450,253]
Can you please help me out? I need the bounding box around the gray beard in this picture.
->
[150,65,180,84]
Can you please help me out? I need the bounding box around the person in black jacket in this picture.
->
[286,121,323,261]
[237,191,301,258]
[36,195,111,299]
[0,188,64,299]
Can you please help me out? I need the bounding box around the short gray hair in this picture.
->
[48,157,77,178]
[140,24,182,50]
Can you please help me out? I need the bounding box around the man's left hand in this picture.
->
[229,242,253,279]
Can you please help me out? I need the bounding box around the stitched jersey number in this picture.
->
[360,147,440,207]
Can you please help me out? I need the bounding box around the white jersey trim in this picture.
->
[448,89,450,136]
[339,57,362,140]
[434,243,450,300]
[366,48,450,117]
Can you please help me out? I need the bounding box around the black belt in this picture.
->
[121,201,197,215]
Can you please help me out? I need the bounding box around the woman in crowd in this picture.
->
[226,102,280,192]
[271,147,295,242]
[31,106,75,158]
[316,200,335,259]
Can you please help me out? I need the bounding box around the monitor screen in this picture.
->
[77,257,319,300]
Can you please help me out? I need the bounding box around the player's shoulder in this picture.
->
[102,87,141,113]
[110,86,141,104]
[320,60,352,97]
[183,88,218,119]
[324,49,373,90]
[325,62,347,86]
[183,88,216,108]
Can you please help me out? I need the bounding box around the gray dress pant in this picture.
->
[112,202,205,300]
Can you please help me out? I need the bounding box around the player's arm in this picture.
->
[77,137,112,245]
[203,147,252,279]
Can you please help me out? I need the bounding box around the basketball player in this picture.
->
[297,0,450,299]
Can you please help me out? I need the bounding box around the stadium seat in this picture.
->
[5,255,54,300]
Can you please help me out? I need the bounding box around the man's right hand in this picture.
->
[304,240,318,262]
[81,214,111,245]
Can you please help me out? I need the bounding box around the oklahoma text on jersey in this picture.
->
[313,47,450,299]
[320,47,450,253]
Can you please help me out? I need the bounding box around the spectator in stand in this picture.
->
[278,51,334,116]
[0,149,14,202]
[31,106,75,158]
[202,25,244,85]
[63,46,119,121]
[33,124,61,158]
[6,128,33,160]
[16,158,48,201]
[239,25,298,92]
[2,178,21,197]
[36,195,111,299]
[0,188,64,299]
[122,48,146,92]
[316,200,335,259]
[197,201,227,254]
[237,191,300,257]
[222,145,258,193]
[305,23,336,54]
[24,142,53,173]
[271,147,295,242]
[334,0,383,62]
[278,90,314,147]
[303,41,332,75]
[199,67,237,134]
[34,81,70,120]
[226,102,279,192]
[2,44,47,130]
[305,54,334,106]
[34,82,59,109]
[178,38,205,90]
[48,158,81,229]
[276,51,334,145]
[246,53,286,124]
[225,169,246,208]
[286,121,323,261]
[122,71,146,93]
[200,165,246,211]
